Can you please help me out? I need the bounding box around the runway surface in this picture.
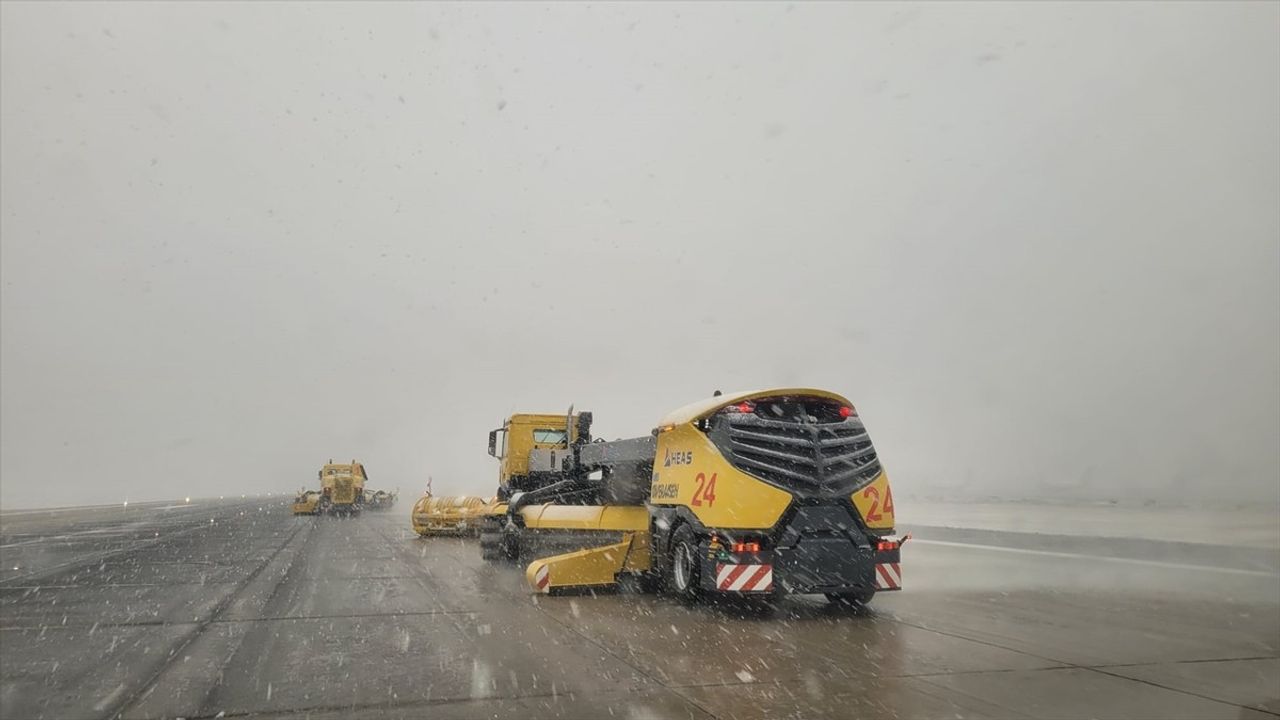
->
[2,498,1277,719]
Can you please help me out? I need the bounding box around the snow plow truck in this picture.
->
[322,460,368,514]
[478,389,904,603]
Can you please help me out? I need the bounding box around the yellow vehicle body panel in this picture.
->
[525,532,651,592]
[653,389,894,534]
[850,470,895,532]
[649,422,793,529]
[517,504,650,531]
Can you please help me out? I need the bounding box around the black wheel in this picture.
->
[499,526,521,561]
[825,590,875,606]
[479,530,502,562]
[479,521,520,562]
[665,525,702,601]
[479,514,504,562]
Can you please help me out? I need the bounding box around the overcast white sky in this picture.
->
[2,2,1277,509]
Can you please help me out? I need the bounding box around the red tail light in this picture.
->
[731,542,761,553]
[724,401,756,414]
[876,540,898,551]
[839,406,855,418]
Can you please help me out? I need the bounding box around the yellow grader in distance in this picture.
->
[291,490,323,515]
[292,460,368,515]
[478,389,904,604]
[411,494,495,536]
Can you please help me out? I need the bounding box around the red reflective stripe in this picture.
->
[875,563,899,590]
[719,563,750,589]
[743,564,772,591]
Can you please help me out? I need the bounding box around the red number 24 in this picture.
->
[692,472,717,507]
[862,484,894,522]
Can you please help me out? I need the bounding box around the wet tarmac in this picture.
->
[2,498,1277,719]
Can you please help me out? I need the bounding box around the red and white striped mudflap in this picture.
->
[715,563,773,593]
[533,563,550,593]
[874,562,902,591]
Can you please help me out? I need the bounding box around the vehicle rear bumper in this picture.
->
[696,505,903,595]
[775,539,901,594]
[699,543,901,594]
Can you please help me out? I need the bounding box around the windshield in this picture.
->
[1,4,1276,720]
[532,429,567,444]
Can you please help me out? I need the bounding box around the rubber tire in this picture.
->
[666,525,702,602]
[825,590,875,606]
[500,527,521,561]
[479,531,503,562]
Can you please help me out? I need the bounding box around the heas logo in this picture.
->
[663,449,693,467]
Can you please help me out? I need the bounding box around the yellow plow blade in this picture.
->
[525,532,650,593]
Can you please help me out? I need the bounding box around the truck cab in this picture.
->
[487,412,592,499]
[318,460,368,514]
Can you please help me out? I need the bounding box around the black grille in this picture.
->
[708,414,881,496]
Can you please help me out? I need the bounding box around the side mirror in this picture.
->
[487,430,498,457]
